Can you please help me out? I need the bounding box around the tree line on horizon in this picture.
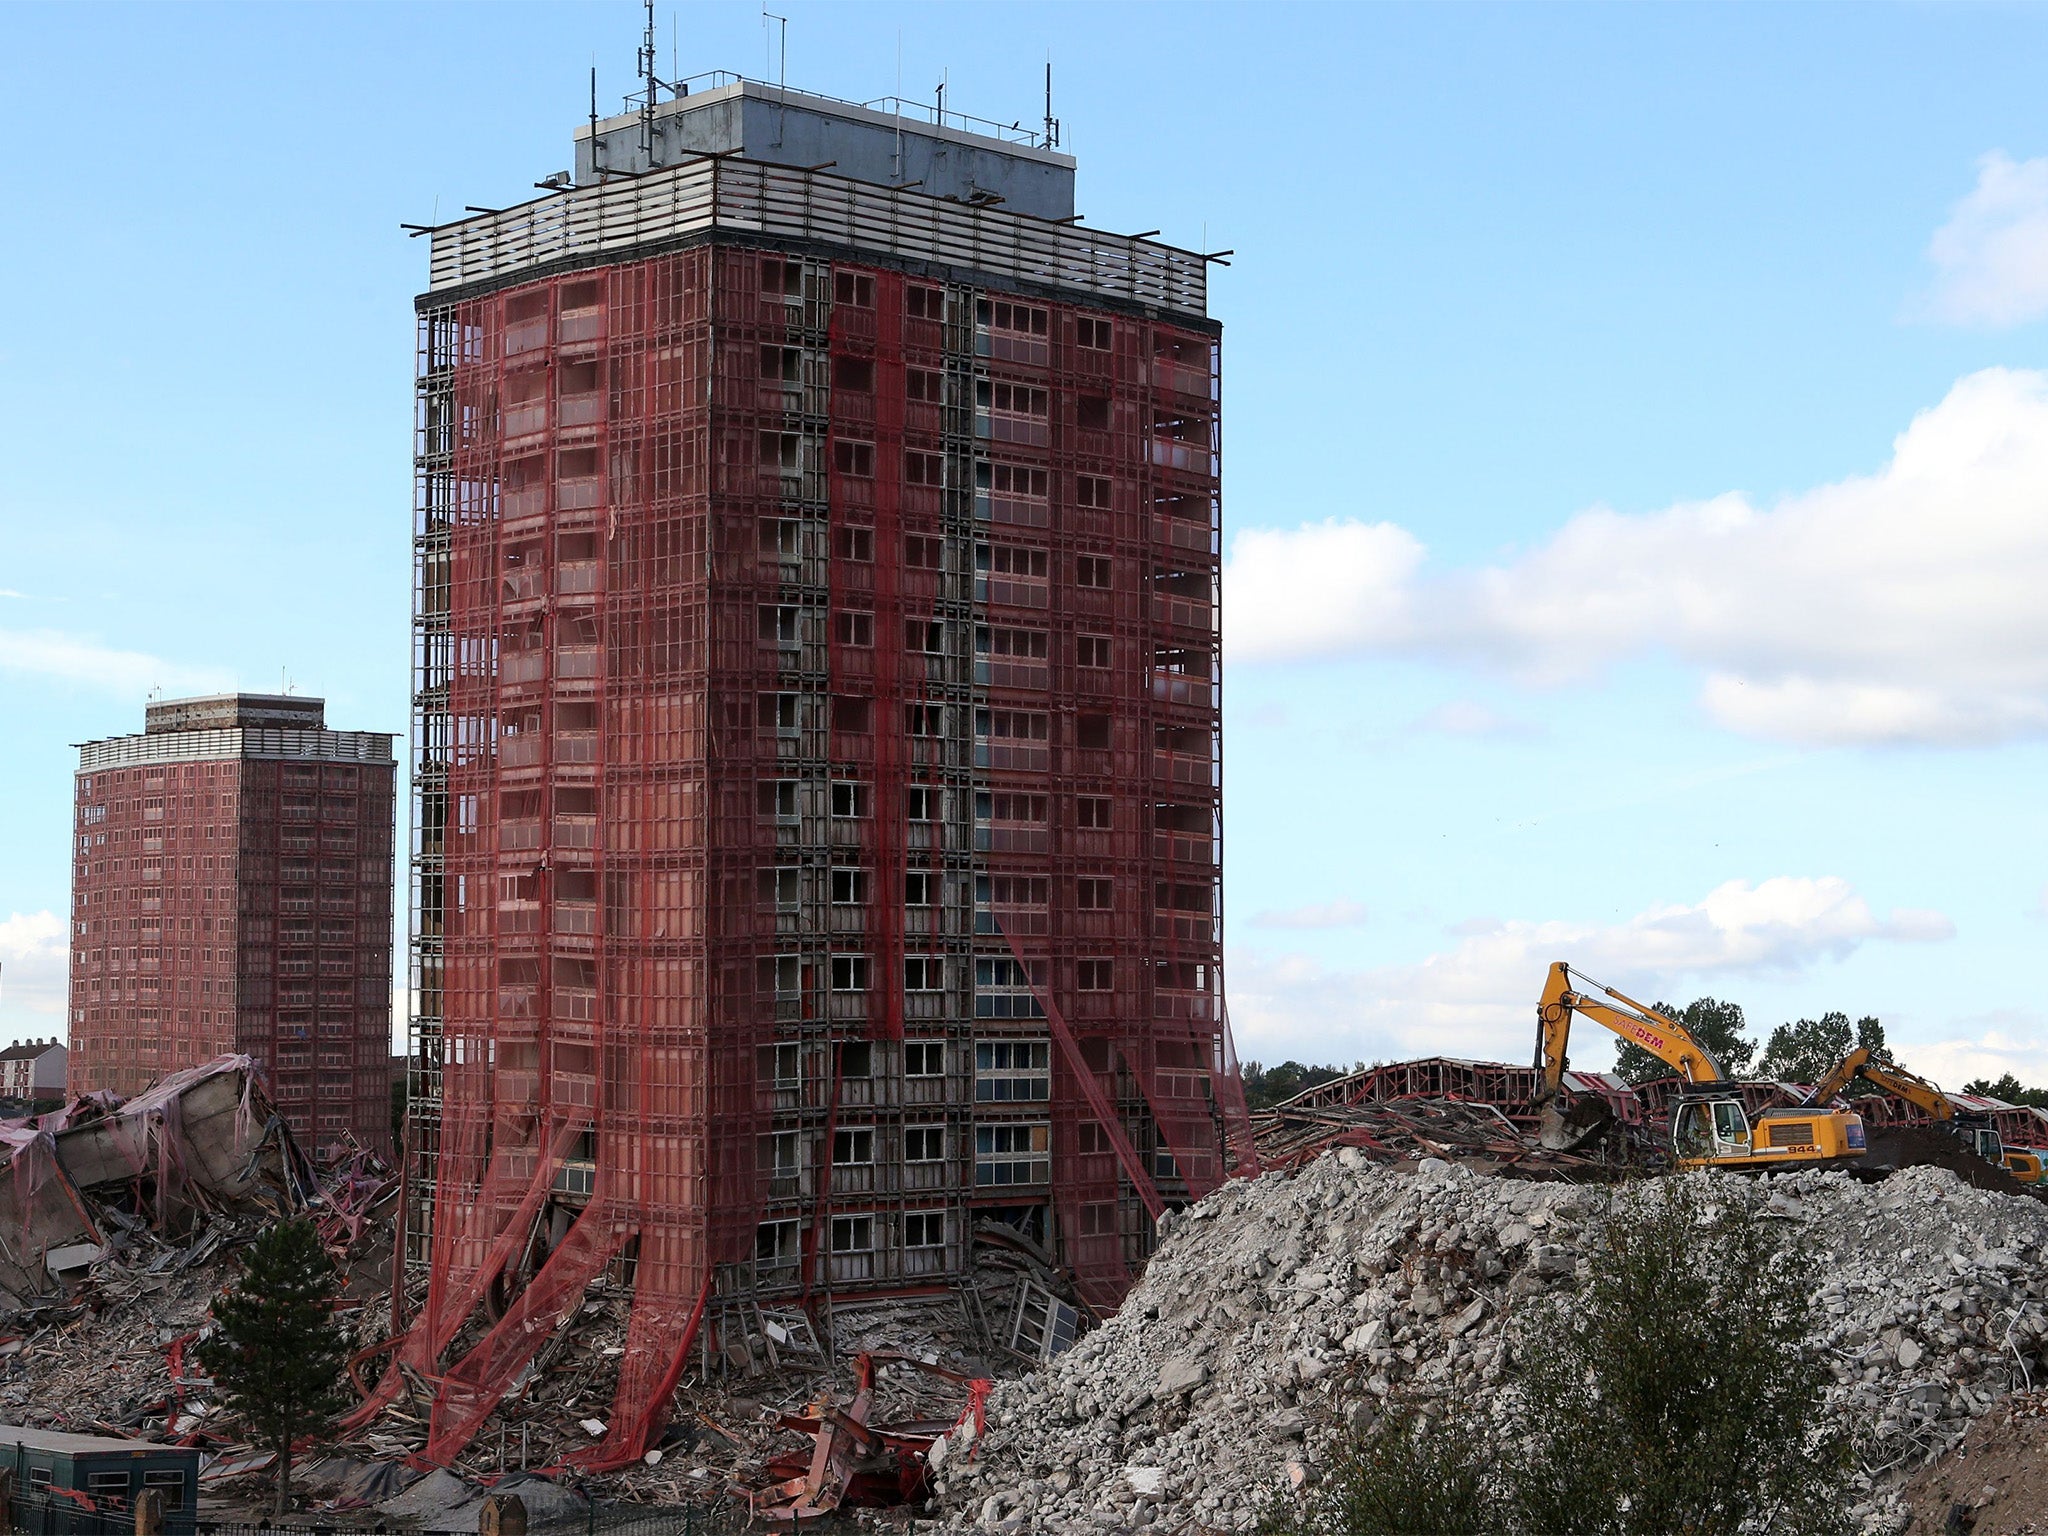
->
[1243,998,2048,1106]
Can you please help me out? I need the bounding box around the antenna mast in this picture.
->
[638,0,659,160]
[1044,60,1059,149]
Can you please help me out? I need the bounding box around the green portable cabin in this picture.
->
[2,1427,199,1536]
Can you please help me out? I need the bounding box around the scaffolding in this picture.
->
[392,218,1242,1463]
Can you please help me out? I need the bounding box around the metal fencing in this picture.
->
[6,1492,759,1536]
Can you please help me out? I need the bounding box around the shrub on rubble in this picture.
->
[1258,1178,1852,1536]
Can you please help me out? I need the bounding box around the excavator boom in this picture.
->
[1532,961,1865,1171]
[1535,961,1724,1098]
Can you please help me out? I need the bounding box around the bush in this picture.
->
[1258,1408,1499,1536]
[1265,1178,1852,1536]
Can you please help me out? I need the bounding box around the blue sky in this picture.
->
[2,2,2045,1086]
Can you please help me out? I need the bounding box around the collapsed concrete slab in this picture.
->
[0,1056,310,1308]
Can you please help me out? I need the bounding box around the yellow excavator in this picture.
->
[1533,961,1867,1171]
[1804,1046,2044,1184]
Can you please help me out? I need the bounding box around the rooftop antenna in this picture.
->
[935,70,946,128]
[638,0,659,160]
[763,6,788,147]
[1044,59,1059,149]
[589,64,601,178]
[893,30,904,180]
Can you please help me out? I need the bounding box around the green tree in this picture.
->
[1263,1181,1851,1536]
[197,1219,351,1515]
[1756,1012,1885,1085]
[1612,998,1756,1085]
[1964,1072,2048,1108]
[1513,1181,1852,1536]
[1241,1060,1354,1110]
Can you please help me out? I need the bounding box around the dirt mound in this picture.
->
[1862,1126,2032,1196]
[1901,1391,2048,1533]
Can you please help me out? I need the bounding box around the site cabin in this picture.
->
[2,1428,198,1536]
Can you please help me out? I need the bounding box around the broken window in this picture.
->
[760,1041,801,1088]
[904,1124,945,1162]
[904,1041,945,1078]
[832,1128,875,1166]
[757,1219,799,1268]
[904,1210,946,1248]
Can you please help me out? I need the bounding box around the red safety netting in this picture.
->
[388,243,1242,1458]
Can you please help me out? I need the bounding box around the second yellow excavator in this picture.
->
[1804,1046,2044,1184]
[1533,961,1868,1172]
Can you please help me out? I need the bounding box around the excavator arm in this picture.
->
[1804,1046,1953,1121]
[1534,960,1725,1101]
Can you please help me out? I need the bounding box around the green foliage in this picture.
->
[1512,1181,1852,1536]
[1612,997,1756,1085]
[1258,1409,1500,1536]
[1265,1181,1851,1536]
[1242,1060,1356,1110]
[1963,1072,2048,1108]
[1756,1012,1885,1085]
[197,1218,351,1515]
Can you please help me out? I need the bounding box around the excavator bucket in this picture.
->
[1537,1091,1614,1153]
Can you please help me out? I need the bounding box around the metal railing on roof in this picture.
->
[426,158,1206,316]
[75,729,396,771]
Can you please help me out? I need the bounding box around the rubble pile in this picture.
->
[1253,1093,1634,1176]
[0,1058,398,1472]
[925,1154,2048,1534]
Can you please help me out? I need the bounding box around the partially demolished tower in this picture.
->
[402,76,1244,1463]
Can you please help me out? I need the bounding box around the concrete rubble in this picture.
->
[0,1055,313,1308]
[920,1152,2048,1534]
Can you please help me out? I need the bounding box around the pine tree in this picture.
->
[197,1219,351,1516]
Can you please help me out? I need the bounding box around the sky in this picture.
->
[1,2,2045,1087]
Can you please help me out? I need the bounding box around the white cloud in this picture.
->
[0,628,231,699]
[1924,153,2048,328]
[1413,700,1539,739]
[1225,369,2048,746]
[1250,899,1369,931]
[1904,1019,2048,1095]
[1228,877,1951,1067]
[0,911,67,1033]
[1225,520,1423,663]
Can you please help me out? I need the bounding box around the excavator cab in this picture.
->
[1958,1120,2004,1165]
[1672,1096,1753,1162]
[2005,1148,2046,1185]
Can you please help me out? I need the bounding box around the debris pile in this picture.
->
[0,1055,313,1308]
[924,1154,2048,1534]
[0,1058,397,1472]
[1253,1093,1632,1176]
